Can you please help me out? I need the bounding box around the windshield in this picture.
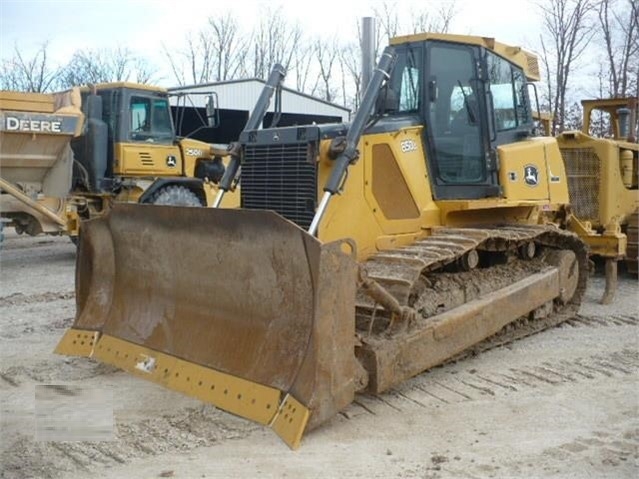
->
[129,96,174,142]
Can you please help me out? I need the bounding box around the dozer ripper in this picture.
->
[57,33,588,448]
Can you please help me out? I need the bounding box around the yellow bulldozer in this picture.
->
[57,33,589,448]
[556,97,638,303]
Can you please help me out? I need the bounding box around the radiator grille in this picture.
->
[241,142,317,230]
[561,147,600,220]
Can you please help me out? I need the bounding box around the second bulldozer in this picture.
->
[557,98,638,302]
[57,33,588,448]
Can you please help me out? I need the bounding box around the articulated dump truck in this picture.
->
[57,33,589,448]
[0,81,245,245]
[0,89,84,243]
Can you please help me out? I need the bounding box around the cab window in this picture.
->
[129,96,173,141]
[486,52,527,131]
[387,47,421,113]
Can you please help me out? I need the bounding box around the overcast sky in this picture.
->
[0,0,543,86]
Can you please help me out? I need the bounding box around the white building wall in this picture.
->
[170,80,349,120]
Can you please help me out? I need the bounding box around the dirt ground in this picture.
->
[1,231,638,479]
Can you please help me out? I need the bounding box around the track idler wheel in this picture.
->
[544,250,579,304]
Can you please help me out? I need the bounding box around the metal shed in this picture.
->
[169,79,350,144]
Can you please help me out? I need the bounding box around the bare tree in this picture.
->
[209,14,249,81]
[329,16,383,110]
[375,1,458,39]
[597,0,639,97]
[311,38,340,102]
[374,2,401,40]
[0,42,62,92]
[164,14,249,86]
[250,7,304,79]
[159,4,462,109]
[338,43,363,111]
[60,47,157,87]
[563,100,585,130]
[411,2,457,33]
[291,43,315,93]
[538,0,596,134]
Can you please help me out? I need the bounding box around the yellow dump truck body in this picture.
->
[0,89,84,238]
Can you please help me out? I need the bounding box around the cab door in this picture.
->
[114,93,182,176]
[425,41,498,200]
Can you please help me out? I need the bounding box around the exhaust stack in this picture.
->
[360,17,375,103]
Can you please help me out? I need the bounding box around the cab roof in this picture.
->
[390,32,540,82]
[80,82,166,93]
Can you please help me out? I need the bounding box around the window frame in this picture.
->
[127,94,175,143]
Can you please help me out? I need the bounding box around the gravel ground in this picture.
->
[0,230,637,479]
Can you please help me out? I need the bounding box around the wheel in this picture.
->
[149,185,203,207]
[545,249,579,305]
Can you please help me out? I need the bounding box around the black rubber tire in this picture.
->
[149,185,203,207]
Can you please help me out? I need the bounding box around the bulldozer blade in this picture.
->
[55,203,358,448]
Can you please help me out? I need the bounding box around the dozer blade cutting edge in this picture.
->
[55,203,358,449]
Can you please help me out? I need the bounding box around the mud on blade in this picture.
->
[56,203,358,448]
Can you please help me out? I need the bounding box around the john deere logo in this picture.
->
[524,165,539,187]
[166,156,177,168]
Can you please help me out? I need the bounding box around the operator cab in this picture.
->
[90,83,176,145]
[72,83,181,194]
[385,33,538,200]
